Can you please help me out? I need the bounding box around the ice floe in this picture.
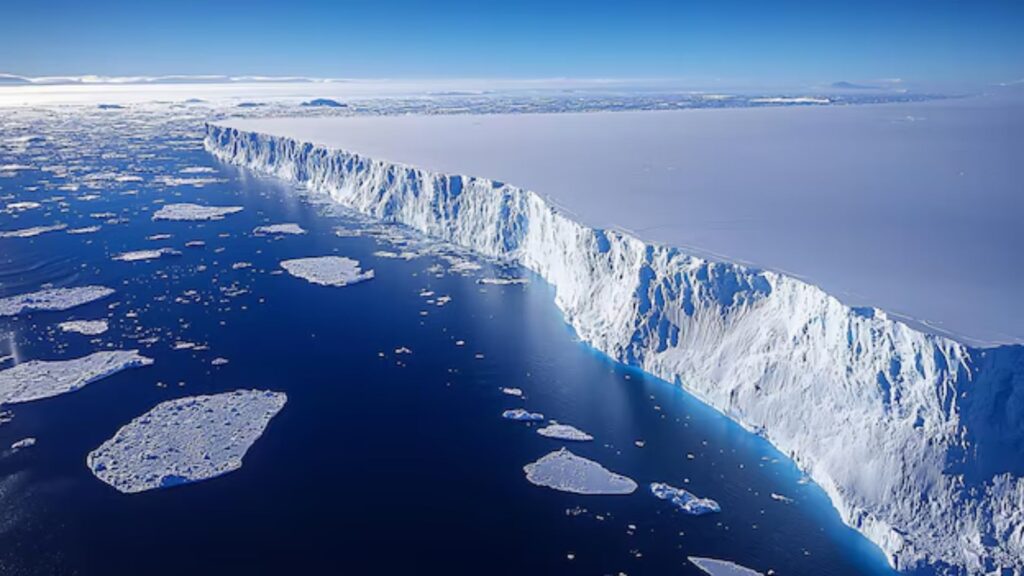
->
[478,277,529,285]
[0,350,153,406]
[502,408,544,422]
[113,247,181,262]
[67,225,101,234]
[10,437,36,451]
[152,203,243,221]
[58,319,110,335]
[688,557,763,576]
[0,224,67,238]
[280,256,374,287]
[650,482,721,515]
[523,448,637,495]
[253,223,306,235]
[0,286,115,317]
[86,390,287,494]
[537,423,594,442]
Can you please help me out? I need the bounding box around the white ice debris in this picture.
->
[253,223,306,235]
[502,408,544,422]
[688,557,764,576]
[0,351,153,406]
[10,437,36,450]
[479,277,529,285]
[152,203,243,221]
[5,201,41,211]
[0,286,114,316]
[112,247,181,262]
[537,423,594,442]
[58,319,109,335]
[500,387,524,397]
[523,448,637,495]
[280,256,374,287]
[0,224,67,238]
[650,482,721,515]
[86,390,286,494]
[67,225,101,234]
[207,120,1024,574]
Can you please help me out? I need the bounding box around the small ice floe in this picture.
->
[113,248,181,262]
[10,437,36,451]
[67,226,101,235]
[87,390,287,494]
[179,166,216,174]
[211,357,229,366]
[502,408,544,422]
[537,424,594,442]
[5,201,41,211]
[146,233,172,241]
[650,482,721,515]
[253,223,306,235]
[58,319,109,336]
[394,347,412,355]
[501,387,524,397]
[688,557,764,576]
[0,224,67,238]
[524,448,637,495]
[280,256,374,287]
[0,285,114,317]
[0,350,153,406]
[373,250,419,260]
[447,259,482,274]
[184,240,205,248]
[152,203,243,221]
[770,492,794,504]
[478,277,529,285]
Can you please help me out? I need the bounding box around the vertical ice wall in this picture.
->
[206,123,1024,575]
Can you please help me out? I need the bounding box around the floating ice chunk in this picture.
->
[113,247,181,262]
[152,203,243,221]
[688,557,764,576]
[184,240,205,248]
[650,482,721,515]
[537,423,594,442]
[10,437,35,450]
[5,201,41,211]
[0,224,67,238]
[0,285,114,317]
[146,233,172,241]
[253,223,306,235]
[86,390,287,494]
[501,387,524,397]
[211,357,229,366]
[58,319,109,335]
[67,225,101,235]
[478,277,529,285]
[523,448,637,495]
[502,408,544,421]
[301,98,346,108]
[280,256,374,287]
[374,250,419,260]
[0,350,153,406]
[770,492,794,504]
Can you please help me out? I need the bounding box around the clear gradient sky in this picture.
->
[1,0,1022,88]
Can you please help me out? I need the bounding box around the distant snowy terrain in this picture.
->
[207,99,1024,574]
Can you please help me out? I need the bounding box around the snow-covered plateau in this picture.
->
[205,108,1024,574]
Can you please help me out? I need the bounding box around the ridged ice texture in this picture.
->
[205,123,1024,575]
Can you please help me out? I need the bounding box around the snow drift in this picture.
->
[205,122,1024,575]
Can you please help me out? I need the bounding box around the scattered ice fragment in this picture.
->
[650,482,721,515]
[152,203,243,221]
[211,357,230,366]
[374,250,419,260]
[113,248,181,262]
[5,201,41,211]
[146,233,172,241]
[0,224,67,238]
[523,448,637,495]
[394,347,412,355]
[478,277,529,285]
[501,387,524,397]
[58,319,109,335]
[253,223,306,235]
[634,440,646,448]
[67,225,101,235]
[0,286,114,317]
[184,240,205,248]
[502,408,545,421]
[0,350,153,406]
[10,437,36,451]
[280,256,374,287]
[537,424,594,442]
[688,557,764,576]
[87,390,287,494]
[770,492,794,504]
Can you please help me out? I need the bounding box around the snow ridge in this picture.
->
[205,123,1024,575]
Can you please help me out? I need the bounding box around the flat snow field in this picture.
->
[222,96,1024,345]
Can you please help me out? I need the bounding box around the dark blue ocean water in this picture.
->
[0,108,896,576]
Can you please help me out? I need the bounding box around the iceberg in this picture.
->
[86,390,286,493]
[112,247,181,262]
[537,423,593,442]
[152,203,243,221]
[688,557,763,576]
[10,437,36,451]
[502,408,544,422]
[0,285,114,317]
[280,256,374,287]
[523,448,637,495]
[206,117,1024,574]
[0,351,153,406]
[253,223,306,235]
[650,482,721,515]
[58,319,109,335]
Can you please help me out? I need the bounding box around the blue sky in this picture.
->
[1,0,1021,87]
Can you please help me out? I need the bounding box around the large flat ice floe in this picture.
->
[206,102,1024,574]
[0,351,153,406]
[152,203,243,221]
[688,557,763,576]
[87,390,286,493]
[0,285,115,316]
[523,448,637,495]
[280,256,374,287]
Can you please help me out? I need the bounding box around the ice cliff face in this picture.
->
[205,123,1024,575]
